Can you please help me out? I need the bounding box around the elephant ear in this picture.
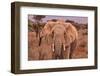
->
[40,22,54,44]
[44,21,56,32]
[64,23,77,46]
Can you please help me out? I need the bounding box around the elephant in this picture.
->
[38,20,57,60]
[42,19,78,59]
[39,29,53,60]
[39,19,78,59]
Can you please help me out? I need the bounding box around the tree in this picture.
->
[28,19,34,32]
[28,15,45,33]
[33,15,45,24]
[51,19,57,22]
[32,15,45,38]
[65,20,75,23]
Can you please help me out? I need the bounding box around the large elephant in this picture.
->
[39,19,78,59]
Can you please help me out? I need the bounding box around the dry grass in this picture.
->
[72,27,88,59]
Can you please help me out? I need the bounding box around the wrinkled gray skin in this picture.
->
[51,24,66,59]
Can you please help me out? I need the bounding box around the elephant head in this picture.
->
[49,19,67,59]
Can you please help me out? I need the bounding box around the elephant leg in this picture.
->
[63,44,66,51]
[54,44,62,59]
[70,39,78,59]
[60,44,64,59]
[44,51,53,60]
[54,51,58,59]
[52,43,54,52]
[67,46,71,59]
[62,45,70,59]
[39,50,44,60]
[54,51,61,59]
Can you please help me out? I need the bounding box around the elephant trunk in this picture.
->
[53,40,63,59]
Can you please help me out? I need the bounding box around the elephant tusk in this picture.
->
[53,48,54,52]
